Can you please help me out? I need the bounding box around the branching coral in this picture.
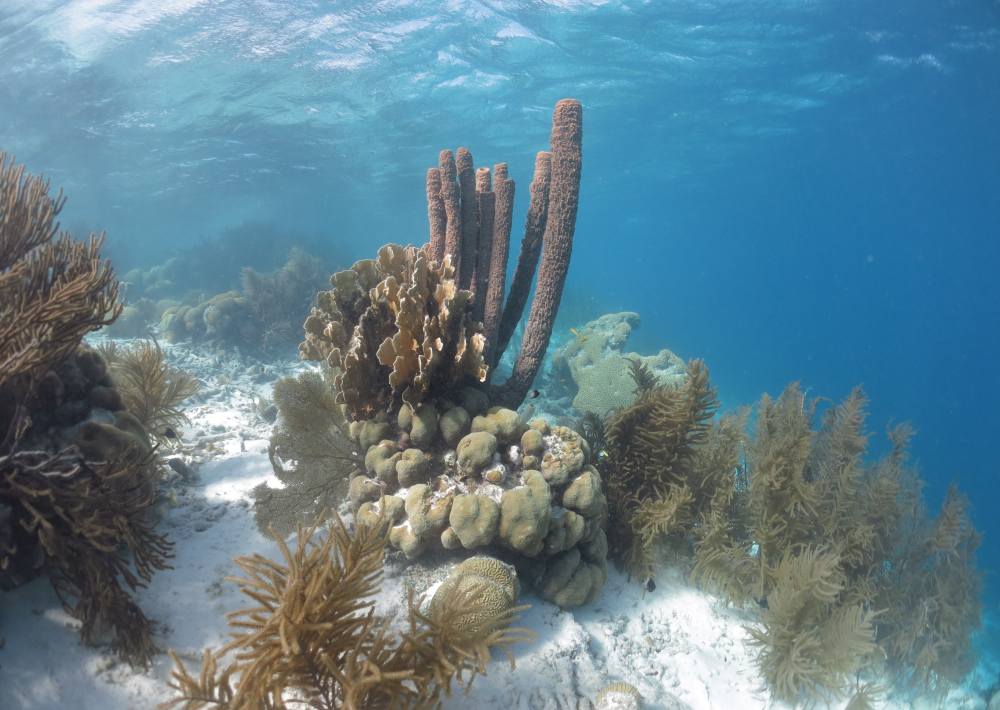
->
[160,512,535,710]
[601,359,719,583]
[689,384,983,705]
[98,337,201,447]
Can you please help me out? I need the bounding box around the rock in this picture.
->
[167,458,198,482]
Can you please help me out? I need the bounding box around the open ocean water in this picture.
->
[2,0,998,702]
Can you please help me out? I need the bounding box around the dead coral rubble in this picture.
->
[0,152,173,667]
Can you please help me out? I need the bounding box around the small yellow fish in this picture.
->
[168,490,180,508]
[570,328,588,344]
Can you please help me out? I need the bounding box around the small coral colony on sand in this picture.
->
[0,98,983,710]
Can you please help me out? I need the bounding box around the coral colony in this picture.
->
[0,101,983,710]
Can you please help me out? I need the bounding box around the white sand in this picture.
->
[0,337,987,710]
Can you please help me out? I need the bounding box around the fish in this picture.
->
[168,490,180,508]
[570,327,588,344]
[529,389,540,399]
[645,578,656,593]
[163,426,178,439]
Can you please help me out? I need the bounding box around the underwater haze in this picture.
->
[2,0,999,683]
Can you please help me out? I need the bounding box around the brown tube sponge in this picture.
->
[426,167,446,264]
[483,163,514,373]
[492,151,552,370]
[439,150,462,265]
[493,99,582,408]
[473,166,494,324]
[456,147,478,290]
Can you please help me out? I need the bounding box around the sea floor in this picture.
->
[0,335,990,710]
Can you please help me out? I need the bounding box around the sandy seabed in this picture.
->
[0,336,988,710]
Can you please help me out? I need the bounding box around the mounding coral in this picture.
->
[0,152,173,667]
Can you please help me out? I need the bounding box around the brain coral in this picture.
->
[430,556,520,633]
[551,312,686,415]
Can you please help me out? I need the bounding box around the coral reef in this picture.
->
[158,248,328,355]
[161,513,536,709]
[262,101,600,611]
[552,312,686,416]
[0,152,172,667]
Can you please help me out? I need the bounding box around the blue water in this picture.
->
[2,0,999,690]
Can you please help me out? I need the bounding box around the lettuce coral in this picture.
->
[301,243,487,418]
